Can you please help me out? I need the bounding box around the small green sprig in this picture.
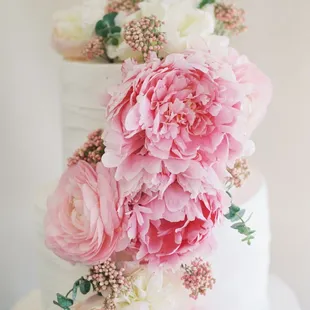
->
[95,13,122,47]
[53,277,92,309]
[198,0,215,9]
[224,204,256,245]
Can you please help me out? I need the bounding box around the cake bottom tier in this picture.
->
[12,275,301,310]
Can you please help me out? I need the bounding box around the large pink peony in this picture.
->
[102,50,252,175]
[226,49,272,135]
[45,161,128,265]
[118,159,230,264]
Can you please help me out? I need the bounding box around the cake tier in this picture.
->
[35,169,270,310]
[61,61,122,164]
[12,275,302,310]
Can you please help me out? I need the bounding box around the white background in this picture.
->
[0,0,309,309]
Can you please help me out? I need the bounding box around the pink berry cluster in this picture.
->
[181,257,216,300]
[85,259,131,310]
[227,158,250,188]
[124,15,166,60]
[214,3,247,35]
[82,36,105,61]
[106,0,142,13]
[67,129,105,167]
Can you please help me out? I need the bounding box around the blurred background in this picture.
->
[0,0,309,309]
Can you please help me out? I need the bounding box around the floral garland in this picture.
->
[51,0,247,62]
[47,0,272,309]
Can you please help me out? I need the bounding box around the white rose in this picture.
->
[52,1,105,59]
[162,0,215,54]
[115,266,193,310]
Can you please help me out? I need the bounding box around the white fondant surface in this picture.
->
[35,170,271,310]
[61,61,122,164]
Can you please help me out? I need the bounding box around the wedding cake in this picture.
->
[36,0,275,309]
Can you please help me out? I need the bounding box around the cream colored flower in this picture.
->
[111,0,216,61]
[162,0,215,55]
[116,267,186,310]
[52,1,105,59]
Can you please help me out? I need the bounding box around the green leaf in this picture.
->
[231,222,245,230]
[56,294,73,308]
[238,225,250,234]
[224,199,256,245]
[230,215,241,222]
[224,205,241,220]
[97,27,110,37]
[108,37,119,46]
[237,209,246,218]
[230,204,240,213]
[242,235,255,245]
[79,279,91,295]
[198,0,215,9]
[72,282,79,301]
[102,12,117,26]
[110,26,121,34]
[95,20,105,32]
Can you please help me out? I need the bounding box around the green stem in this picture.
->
[66,288,73,298]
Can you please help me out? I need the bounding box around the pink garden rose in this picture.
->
[118,158,230,264]
[226,48,272,135]
[102,50,252,176]
[45,161,128,265]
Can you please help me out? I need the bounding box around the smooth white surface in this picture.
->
[11,275,301,310]
[1,0,309,309]
[61,62,122,164]
[36,171,270,310]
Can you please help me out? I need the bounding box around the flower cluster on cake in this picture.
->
[47,0,272,309]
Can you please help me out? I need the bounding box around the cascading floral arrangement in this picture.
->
[47,0,272,309]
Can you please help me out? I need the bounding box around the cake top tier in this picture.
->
[52,0,247,63]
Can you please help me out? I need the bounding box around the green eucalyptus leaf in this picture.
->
[72,282,79,301]
[79,279,91,295]
[97,27,110,38]
[224,214,231,220]
[198,0,215,9]
[230,204,240,213]
[237,209,246,218]
[108,37,119,46]
[225,205,241,220]
[237,225,250,234]
[56,294,73,308]
[242,235,255,244]
[95,20,105,32]
[102,12,117,26]
[231,222,245,230]
[230,215,241,222]
[110,26,121,34]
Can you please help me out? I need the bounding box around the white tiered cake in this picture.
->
[35,61,271,310]
[11,0,303,308]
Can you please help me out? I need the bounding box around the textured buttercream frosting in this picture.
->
[61,61,122,165]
